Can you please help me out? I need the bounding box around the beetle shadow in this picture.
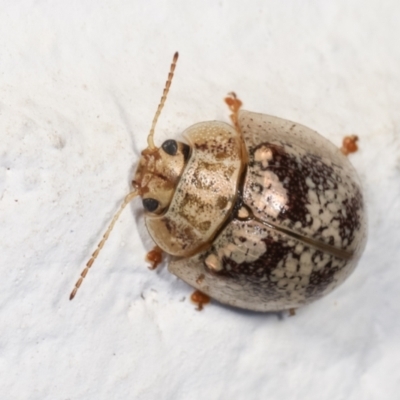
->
[208,300,287,322]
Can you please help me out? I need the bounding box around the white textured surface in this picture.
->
[1,1,399,399]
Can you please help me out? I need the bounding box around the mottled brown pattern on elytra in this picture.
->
[306,188,363,249]
[337,190,363,248]
[247,142,363,249]
[198,211,354,307]
[252,143,337,225]
[306,260,337,298]
[219,237,290,279]
[203,241,290,304]
[205,230,347,305]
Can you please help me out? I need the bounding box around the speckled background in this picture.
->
[1,1,399,399]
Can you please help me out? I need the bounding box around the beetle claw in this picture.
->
[340,135,359,156]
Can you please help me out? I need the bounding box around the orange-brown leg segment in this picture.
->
[289,308,296,317]
[225,92,248,165]
[145,245,164,270]
[340,135,359,156]
[224,92,243,132]
[190,290,211,311]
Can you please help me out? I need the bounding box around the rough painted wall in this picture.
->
[1,1,399,399]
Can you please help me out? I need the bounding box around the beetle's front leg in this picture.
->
[145,245,164,270]
[224,92,243,131]
[340,135,359,155]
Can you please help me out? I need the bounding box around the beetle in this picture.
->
[70,52,367,312]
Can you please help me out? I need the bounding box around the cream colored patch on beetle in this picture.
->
[207,221,269,268]
[267,235,354,304]
[304,184,347,247]
[205,254,222,271]
[237,206,250,219]
[252,170,288,218]
[254,145,273,168]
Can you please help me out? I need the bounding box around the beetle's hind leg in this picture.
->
[190,289,211,311]
[225,92,243,131]
[340,135,359,156]
[146,245,164,270]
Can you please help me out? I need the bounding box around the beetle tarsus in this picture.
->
[190,289,211,311]
[340,135,359,156]
[225,92,243,131]
[146,245,164,270]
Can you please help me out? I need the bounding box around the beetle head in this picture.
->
[133,139,190,214]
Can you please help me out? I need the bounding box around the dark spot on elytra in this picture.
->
[218,236,292,280]
[250,144,340,233]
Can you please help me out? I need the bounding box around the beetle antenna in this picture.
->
[147,52,179,149]
[69,190,139,300]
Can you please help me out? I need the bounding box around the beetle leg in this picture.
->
[224,92,243,131]
[190,289,211,311]
[340,135,359,155]
[289,308,296,316]
[145,245,164,270]
[225,92,249,164]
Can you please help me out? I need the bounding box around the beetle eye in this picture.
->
[142,198,159,212]
[162,139,178,156]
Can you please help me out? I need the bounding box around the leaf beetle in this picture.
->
[70,52,367,312]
